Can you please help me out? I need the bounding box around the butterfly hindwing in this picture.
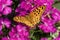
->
[13,16,34,27]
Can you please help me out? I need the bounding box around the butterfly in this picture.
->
[13,5,46,28]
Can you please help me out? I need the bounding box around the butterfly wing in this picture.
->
[13,16,34,27]
[29,5,46,25]
[13,5,46,28]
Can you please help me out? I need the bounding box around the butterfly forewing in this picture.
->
[29,5,46,25]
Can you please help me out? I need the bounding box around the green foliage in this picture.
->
[29,27,50,40]
[55,21,60,27]
[53,0,60,10]
[54,0,59,2]
[2,27,10,36]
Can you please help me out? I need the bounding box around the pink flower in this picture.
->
[19,11,28,16]
[40,37,48,40]
[9,28,16,38]
[16,24,29,38]
[39,24,56,33]
[51,8,60,21]
[41,16,56,26]
[9,24,30,40]
[20,1,32,10]
[3,7,12,15]
[0,0,12,6]
[0,31,3,35]
[2,37,9,40]
[53,37,60,40]
[3,18,11,28]
[0,0,12,15]
[0,18,11,31]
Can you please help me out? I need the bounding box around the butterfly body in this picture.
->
[13,5,46,28]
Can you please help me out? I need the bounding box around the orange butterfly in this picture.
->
[13,5,46,28]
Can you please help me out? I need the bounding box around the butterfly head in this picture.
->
[13,16,20,22]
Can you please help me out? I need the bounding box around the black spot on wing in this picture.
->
[42,7,43,9]
[38,13,39,14]
[36,7,41,13]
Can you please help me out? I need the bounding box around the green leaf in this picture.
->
[53,2,60,10]
[50,30,59,38]
[48,37,52,40]
[2,27,10,36]
[54,0,59,2]
[55,21,60,27]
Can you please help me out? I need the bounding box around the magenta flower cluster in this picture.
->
[0,0,60,40]
[16,0,57,33]
[1,24,30,40]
